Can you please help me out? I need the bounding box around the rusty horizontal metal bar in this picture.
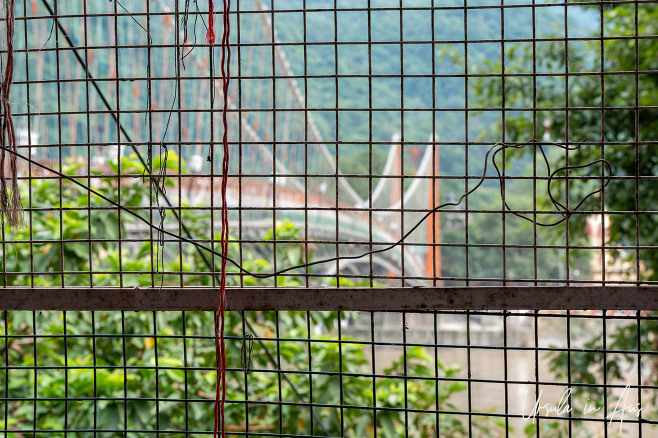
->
[0,287,656,311]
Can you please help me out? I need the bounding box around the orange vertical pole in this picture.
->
[425,140,441,280]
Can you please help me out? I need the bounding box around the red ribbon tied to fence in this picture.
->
[207,0,216,45]
[210,1,231,438]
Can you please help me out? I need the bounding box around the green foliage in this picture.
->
[1,308,507,436]
[0,154,507,436]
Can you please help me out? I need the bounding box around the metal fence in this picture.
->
[0,0,656,436]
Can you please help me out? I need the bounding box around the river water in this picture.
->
[345,312,647,437]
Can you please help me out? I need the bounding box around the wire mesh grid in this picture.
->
[2,0,658,288]
[0,0,656,436]
[2,309,657,436]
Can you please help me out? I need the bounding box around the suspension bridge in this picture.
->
[14,0,442,284]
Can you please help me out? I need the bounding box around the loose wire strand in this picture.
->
[0,0,25,228]
[0,139,612,281]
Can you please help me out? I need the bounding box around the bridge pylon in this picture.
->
[424,134,441,282]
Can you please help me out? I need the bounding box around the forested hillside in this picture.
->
[269,0,594,174]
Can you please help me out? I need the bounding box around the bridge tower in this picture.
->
[424,135,441,281]
[388,134,441,283]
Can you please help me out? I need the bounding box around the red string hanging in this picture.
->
[0,0,23,228]
[206,0,216,45]
[213,1,230,437]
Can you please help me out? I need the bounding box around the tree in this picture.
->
[473,2,657,278]
[471,2,658,434]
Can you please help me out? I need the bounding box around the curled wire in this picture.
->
[491,140,611,227]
